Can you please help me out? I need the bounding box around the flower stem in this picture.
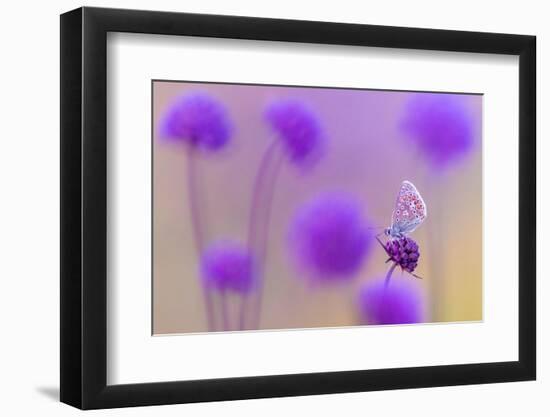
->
[384,262,398,289]
[240,141,283,330]
[247,141,281,253]
[221,291,230,331]
[254,146,284,269]
[250,154,284,329]
[186,148,216,331]
[425,174,445,322]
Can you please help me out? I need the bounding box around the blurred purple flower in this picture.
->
[200,240,257,294]
[358,278,424,325]
[384,237,420,274]
[400,93,475,170]
[265,99,324,166]
[160,92,233,151]
[289,193,373,281]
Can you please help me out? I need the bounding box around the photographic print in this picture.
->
[152,81,482,335]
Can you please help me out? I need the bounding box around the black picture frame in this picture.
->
[60,6,536,410]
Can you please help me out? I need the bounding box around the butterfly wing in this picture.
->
[390,180,427,235]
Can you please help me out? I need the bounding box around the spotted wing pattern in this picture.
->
[391,180,427,235]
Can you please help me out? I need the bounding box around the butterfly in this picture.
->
[384,180,427,239]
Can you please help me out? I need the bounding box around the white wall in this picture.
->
[0,0,545,415]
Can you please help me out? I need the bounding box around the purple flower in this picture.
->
[200,240,257,294]
[400,93,475,169]
[289,193,373,281]
[265,99,324,166]
[160,92,233,151]
[384,237,420,273]
[358,278,424,325]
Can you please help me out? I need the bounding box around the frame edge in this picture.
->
[518,34,536,380]
[60,7,84,409]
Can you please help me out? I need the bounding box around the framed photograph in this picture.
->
[60,6,536,409]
